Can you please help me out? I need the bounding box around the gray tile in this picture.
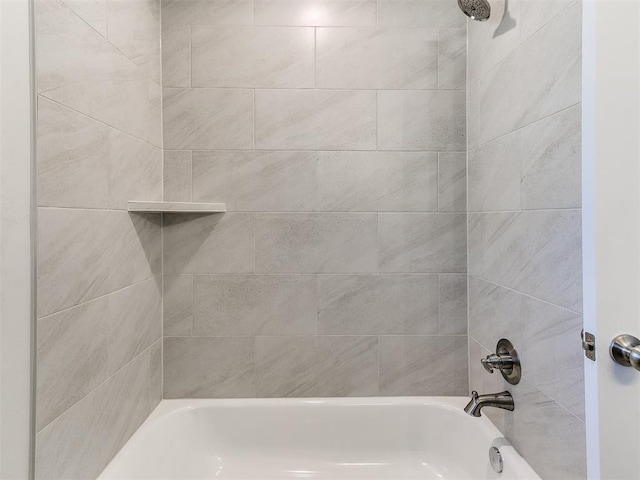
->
[255,213,378,273]
[35,351,150,480]
[438,152,466,212]
[378,213,467,273]
[468,213,482,277]
[163,275,193,336]
[163,151,192,202]
[316,28,438,89]
[37,97,110,209]
[438,28,466,90]
[520,104,582,209]
[163,213,255,274]
[378,0,466,27]
[36,297,109,432]
[254,0,377,26]
[318,274,439,335]
[61,0,107,36]
[192,151,319,212]
[378,90,466,151]
[162,25,190,87]
[163,88,254,150]
[519,0,577,44]
[161,0,253,25]
[107,278,162,374]
[255,336,378,397]
[163,337,255,398]
[255,90,376,151]
[439,274,467,335]
[468,337,483,393]
[193,275,317,335]
[192,26,314,88]
[379,336,468,395]
[149,340,162,410]
[38,209,162,316]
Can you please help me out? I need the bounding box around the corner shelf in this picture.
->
[127,201,226,213]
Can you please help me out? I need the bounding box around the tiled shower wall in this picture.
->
[467,1,585,478]
[160,0,470,398]
[34,0,163,478]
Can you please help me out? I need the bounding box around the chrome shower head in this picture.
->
[458,0,491,21]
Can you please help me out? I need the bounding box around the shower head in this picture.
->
[458,0,491,21]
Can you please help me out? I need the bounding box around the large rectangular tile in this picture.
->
[163,275,193,336]
[161,0,252,25]
[438,28,466,90]
[378,213,467,273]
[379,336,468,395]
[61,0,107,36]
[163,150,192,202]
[192,26,314,88]
[162,25,190,87]
[438,152,466,212]
[150,340,162,410]
[36,296,109,432]
[163,337,255,398]
[255,336,378,397]
[378,90,466,151]
[255,213,378,273]
[163,213,255,274]
[35,352,150,480]
[163,88,254,150]
[439,274,467,335]
[38,209,161,316]
[378,0,466,27]
[193,275,317,335]
[316,28,437,89]
[255,90,376,150]
[254,0,377,26]
[317,275,439,335]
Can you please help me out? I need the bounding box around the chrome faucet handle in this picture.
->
[481,353,513,374]
[480,339,522,385]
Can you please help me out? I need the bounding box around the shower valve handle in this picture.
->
[479,339,522,385]
[481,354,514,374]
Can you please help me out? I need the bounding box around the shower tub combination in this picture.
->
[99,397,540,479]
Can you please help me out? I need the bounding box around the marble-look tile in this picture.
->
[193,275,317,335]
[148,82,163,148]
[316,28,438,89]
[520,297,584,419]
[108,130,162,209]
[192,26,314,88]
[106,0,161,84]
[317,274,439,335]
[36,296,109,432]
[480,210,582,311]
[164,151,192,202]
[149,340,162,410]
[163,213,255,274]
[255,90,376,151]
[318,152,438,212]
[378,0,466,28]
[438,28,466,90]
[468,337,483,393]
[254,0,377,26]
[519,0,576,43]
[37,97,110,209]
[163,337,255,398]
[520,104,581,209]
[107,279,162,374]
[255,336,378,397]
[163,88,253,150]
[255,213,378,273]
[35,352,150,480]
[38,209,161,317]
[379,336,468,395]
[467,131,521,212]
[162,25,190,87]
[378,213,467,273]
[161,0,253,25]
[61,0,107,36]
[192,151,319,211]
[439,274,467,335]
[378,90,466,151]
[163,275,193,336]
[438,152,466,212]
[36,0,158,145]
[467,213,482,277]
[508,379,586,480]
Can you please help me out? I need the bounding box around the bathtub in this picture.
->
[99,397,540,480]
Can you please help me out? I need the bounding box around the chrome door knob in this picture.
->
[610,334,640,370]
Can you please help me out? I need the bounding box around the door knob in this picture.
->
[610,334,640,370]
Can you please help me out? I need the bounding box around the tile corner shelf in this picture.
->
[127,201,227,213]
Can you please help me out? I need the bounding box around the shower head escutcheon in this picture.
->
[458,0,491,21]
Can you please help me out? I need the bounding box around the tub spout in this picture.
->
[464,391,514,417]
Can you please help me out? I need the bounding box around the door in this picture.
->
[583,1,640,478]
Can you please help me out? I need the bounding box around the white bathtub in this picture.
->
[99,397,540,480]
